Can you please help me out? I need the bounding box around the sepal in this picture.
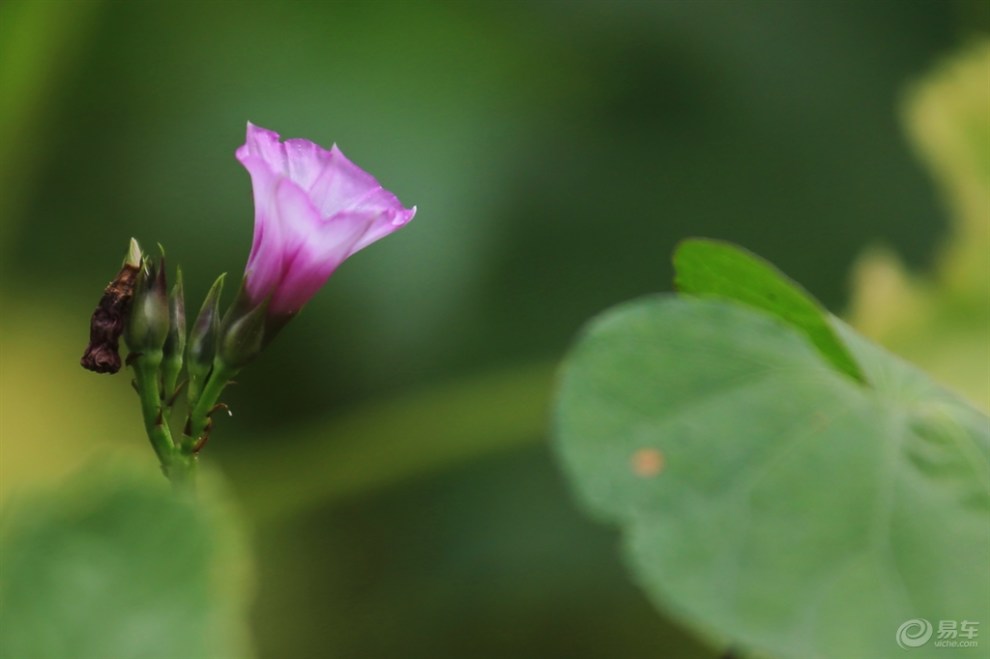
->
[186,273,225,404]
[161,267,186,399]
[217,296,269,370]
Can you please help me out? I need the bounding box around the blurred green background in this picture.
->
[1,1,987,657]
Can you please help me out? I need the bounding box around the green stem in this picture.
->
[133,351,197,492]
[132,352,174,467]
[165,452,197,495]
[186,373,204,411]
[183,358,238,451]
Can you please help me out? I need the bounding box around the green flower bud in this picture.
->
[161,267,186,399]
[186,273,225,405]
[218,298,268,370]
[124,258,170,355]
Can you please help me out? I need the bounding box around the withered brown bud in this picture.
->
[81,240,143,374]
[81,339,124,374]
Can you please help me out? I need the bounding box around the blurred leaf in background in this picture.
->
[0,466,253,659]
[848,41,990,411]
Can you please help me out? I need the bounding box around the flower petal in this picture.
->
[307,145,391,218]
[237,123,285,173]
[272,214,377,316]
[238,122,334,190]
[237,154,284,304]
[348,203,417,254]
[282,138,334,191]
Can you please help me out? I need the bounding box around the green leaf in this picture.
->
[674,238,865,383]
[0,466,253,659]
[554,296,989,659]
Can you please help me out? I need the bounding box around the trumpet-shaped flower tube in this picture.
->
[236,122,416,316]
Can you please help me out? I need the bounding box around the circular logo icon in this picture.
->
[896,619,933,649]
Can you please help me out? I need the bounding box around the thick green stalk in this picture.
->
[133,351,197,491]
[165,452,197,494]
[132,352,173,466]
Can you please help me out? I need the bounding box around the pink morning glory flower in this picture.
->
[236,122,416,316]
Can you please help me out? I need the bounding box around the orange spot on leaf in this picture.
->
[631,448,665,478]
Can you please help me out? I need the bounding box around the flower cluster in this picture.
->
[81,123,415,484]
